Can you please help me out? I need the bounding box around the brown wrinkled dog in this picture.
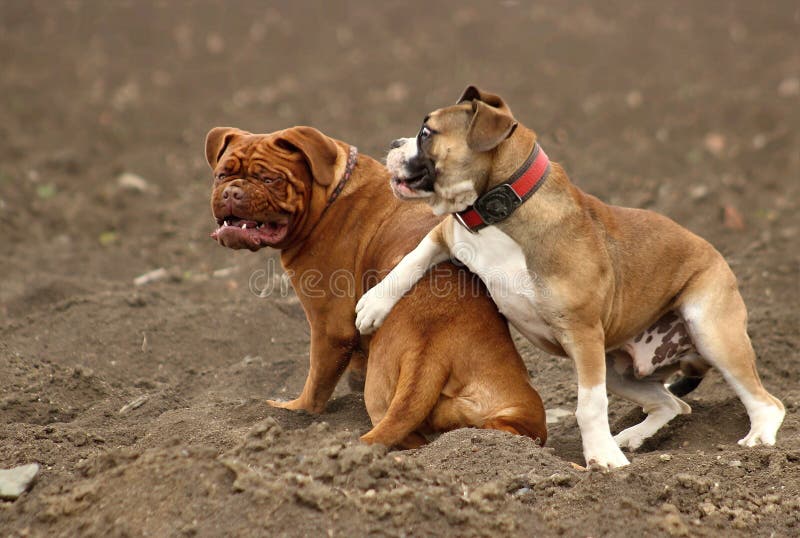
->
[356,86,785,467]
[204,125,546,448]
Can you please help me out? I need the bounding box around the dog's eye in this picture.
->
[216,173,227,181]
[419,126,432,139]
[259,175,278,184]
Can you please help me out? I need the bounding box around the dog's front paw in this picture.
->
[266,397,321,413]
[584,443,630,470]
[355,286,396,334]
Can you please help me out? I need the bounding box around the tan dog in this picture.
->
[204,125,547,448]
[355,87,784,467]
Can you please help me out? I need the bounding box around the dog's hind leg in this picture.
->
[361,354,448,449]
[679,263,785,446]
[606,356,691,451]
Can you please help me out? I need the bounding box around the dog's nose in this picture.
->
[390,139,404,149]
[222,185,244,201]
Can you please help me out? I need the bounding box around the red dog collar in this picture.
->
[455,142,550,232]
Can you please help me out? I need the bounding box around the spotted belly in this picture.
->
[618,311,701,379]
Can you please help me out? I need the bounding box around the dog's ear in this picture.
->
[457,85,511,112]
[205,127,250,168]
[465,100,519,152]
[274,126,339,186]
[458,85,482,104]
[458,86,518,152]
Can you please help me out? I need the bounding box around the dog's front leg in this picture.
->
[355,228,450,334]
[267,326,355,414]
[562,328,630,469]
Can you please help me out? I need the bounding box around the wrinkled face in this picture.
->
[209,135,311,251]
[386,104,492,216]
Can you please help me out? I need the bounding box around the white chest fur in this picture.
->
[451,222,555,347]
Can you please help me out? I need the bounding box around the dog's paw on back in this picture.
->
[355,285,396,334]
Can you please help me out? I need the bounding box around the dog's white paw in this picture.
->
[614,428,646,451]
[738,404,785,447]
[584,442,630,470]
[355,286,395,334]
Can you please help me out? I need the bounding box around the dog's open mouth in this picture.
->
[210,215,289,250]
[391,172,434,199]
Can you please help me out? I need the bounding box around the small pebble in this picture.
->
[689,185,709,200]
[545,408,572,424]
[723,205,745,231]
[777,76,800,97]
[0,463,40,500]
[117,172,150,193]
[134,268,168,286]
[704,132,726,156]
[119,395,149,414]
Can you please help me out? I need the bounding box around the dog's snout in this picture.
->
[390,139,404,149]
[222,185,244,201]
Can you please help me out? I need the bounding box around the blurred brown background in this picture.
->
[1,1,798,536]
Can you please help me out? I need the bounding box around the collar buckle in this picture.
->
[472,183,523,225]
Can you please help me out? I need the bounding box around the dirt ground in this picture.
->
[1,1,799,536]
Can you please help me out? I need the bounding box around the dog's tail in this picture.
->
[668,359,710,397]
[668,375,704,397]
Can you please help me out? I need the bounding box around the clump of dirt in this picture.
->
[25,421,532,537]
[420,429,800,536]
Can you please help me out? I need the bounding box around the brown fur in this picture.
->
[367,86,784,466]
[418,89,783,401]
[204,125,547,448]
[422,110,771,385]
